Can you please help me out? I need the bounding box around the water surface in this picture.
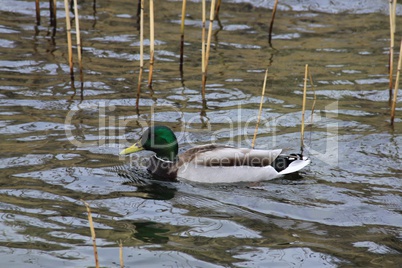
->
[0,0,401,267]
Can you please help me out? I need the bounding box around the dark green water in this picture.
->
[0,0,401,267]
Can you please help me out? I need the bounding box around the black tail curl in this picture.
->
[270,154,303,172]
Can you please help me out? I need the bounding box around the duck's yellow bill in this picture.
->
[119,142,144,155]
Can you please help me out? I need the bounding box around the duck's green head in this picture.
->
[120,126,179,161]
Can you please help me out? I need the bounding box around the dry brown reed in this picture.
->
[251,69,269,149]
[390,40,402,126]
[136,0,145,110]
[268,0,279,45]
[215,0,222,18]
[50,0,57,28]
[201,0,206,98]
[148,0,155,87]
[300,64,308,155]
[35,0,40,25]
[389,0,397,100]
[63,0,74,82]
[179,0,187,74]
[82,200,99,268]
[202,0,216,99]
[73,0,83,82]
[119,240,124,268]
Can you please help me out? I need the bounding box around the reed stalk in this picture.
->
[300,64,308,155]
[202,0,216,98]
[215,0,222,19]
[136,0,141,30]
[389,0,397,100]
[49,0,57,28]
[136,0,144,109]
[148,0,155,87]
[204,0,216,74]
[82,200,99,268]
[201,0,206,97]
[63,0,74,82]
[119,240,124,268]
[179,0,187,74]
[35,0,41,25]
[251,69,269,149]
[390,40,402,126]
[53,0,57,26]
[268,0,279,45]
[73,0,83,82]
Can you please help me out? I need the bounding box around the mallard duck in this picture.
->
[120,126,310,183]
